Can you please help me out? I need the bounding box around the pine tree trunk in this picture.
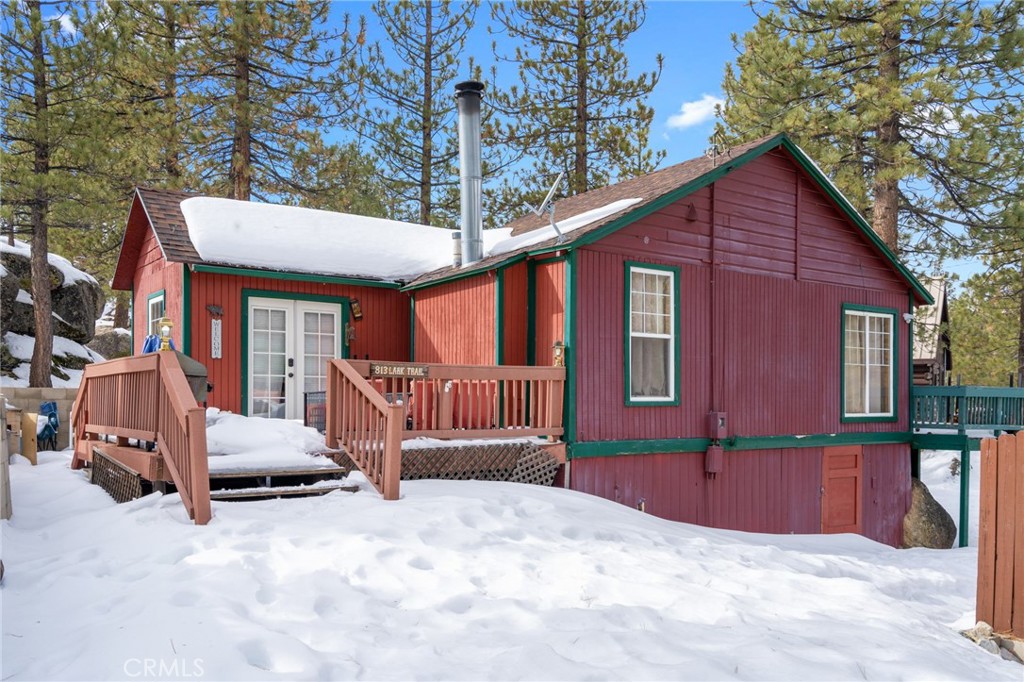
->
[229,3,252,201]
[572,0,588,195]
[419,1,434,226]
[163,2,181,183]
[28,0,53,388]
[113,291,130,329]
[872,7,901,253]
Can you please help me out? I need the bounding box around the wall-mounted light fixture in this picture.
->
[158,317,174,351]
[553,340,565,367]
[351,298,363,320]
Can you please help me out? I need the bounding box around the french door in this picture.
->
[248,297,344,419]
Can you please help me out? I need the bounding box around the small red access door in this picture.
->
[821,446,863,534]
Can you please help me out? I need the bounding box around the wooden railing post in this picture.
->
[187,409,212,525]
[382,404,404,501]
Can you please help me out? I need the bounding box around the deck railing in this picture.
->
[71,352,211,524]
[912,386,1024,432]
[325,359,566,499]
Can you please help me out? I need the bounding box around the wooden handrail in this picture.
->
[71,351,211,525]
[913,386,1024,433]
[326,359,402,500]
[326,359,566,500]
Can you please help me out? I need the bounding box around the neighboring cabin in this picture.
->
[113,133,933,547]
[912,279,952,386]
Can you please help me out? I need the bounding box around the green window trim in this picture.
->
[841,303,899,423]
[146,290,166,338]
[624,261,681,407]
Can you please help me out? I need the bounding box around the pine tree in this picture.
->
[718,0,1024,257]
[1,0,117,386]
[490,0,664,202]
[358,0,479,227]
[191,0,365,203]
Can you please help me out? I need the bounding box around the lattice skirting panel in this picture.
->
[400,443,559,487]
[92,451,144,503]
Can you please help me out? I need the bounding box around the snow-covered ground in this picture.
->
[1,435,1012,681]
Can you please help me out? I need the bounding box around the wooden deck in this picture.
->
[326,359,566,500]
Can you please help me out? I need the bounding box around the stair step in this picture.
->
[208,466,347,480]
[210,482,359,501]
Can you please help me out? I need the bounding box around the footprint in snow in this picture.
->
[238,639,272,671]
[407,556,433,571]
[170,591,200,607]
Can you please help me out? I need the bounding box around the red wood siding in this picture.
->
[132,225,183,352]
[570,443,908,546]
[576,148,912,442]
[414,273,495,364]
[533,260,565,366]
[189,271,410,414]
[502,261,528,365]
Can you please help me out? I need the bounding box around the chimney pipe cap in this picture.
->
[455,80,485,98]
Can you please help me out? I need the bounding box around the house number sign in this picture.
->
[370,363,428,378]
[211,319,222,359]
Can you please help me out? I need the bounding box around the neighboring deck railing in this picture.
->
[912,386,1024,432]
[325,359,566,499]
[71,352,211,524]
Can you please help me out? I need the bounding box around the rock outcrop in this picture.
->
[901,478,957,549]
[1,242,103,343]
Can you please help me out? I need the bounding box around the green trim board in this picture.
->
[240,288,350,417]
[569,431,914,459]
[840,303,899,423]
[192,263,401,289]
[623,261,681,407]
[182,266,192,356]
[400,253,529,292]
[564,250,578,443]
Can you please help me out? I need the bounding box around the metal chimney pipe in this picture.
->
[455,80,484,266]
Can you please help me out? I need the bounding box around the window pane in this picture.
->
[631,337,670,398]
[304,313,318,333]
[845,365,865,414]
[253,309,269,330]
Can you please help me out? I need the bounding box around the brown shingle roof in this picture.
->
[407,134,783,287]
[136,187,202,263]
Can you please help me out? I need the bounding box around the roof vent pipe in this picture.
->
[455,80,484,266]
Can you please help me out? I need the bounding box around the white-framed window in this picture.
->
[627,264,677,404]
[843,307,895,419]
[147,291,166,337]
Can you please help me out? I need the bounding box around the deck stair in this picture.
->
[89,442,356,504]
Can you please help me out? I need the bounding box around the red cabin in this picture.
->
[112,133,932,546]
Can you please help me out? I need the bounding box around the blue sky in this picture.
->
[334,1,759,166]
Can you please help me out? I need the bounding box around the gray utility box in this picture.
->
[173,351,210,404]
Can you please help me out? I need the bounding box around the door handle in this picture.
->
[288,358,294,367]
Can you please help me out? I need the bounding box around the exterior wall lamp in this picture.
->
[552,340,565,367]
[158,317,174,351]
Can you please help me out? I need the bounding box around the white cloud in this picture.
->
[666,94,724,130]
[49,12,77,36]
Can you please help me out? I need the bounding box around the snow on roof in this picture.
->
[179,196,639,282]
[181,197,457,281]
[486,198,643,256]
[0,239,98,286]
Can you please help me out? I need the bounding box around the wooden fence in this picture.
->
[325,359,566,499]
[977,434,1023,638]
[71,352,211,524]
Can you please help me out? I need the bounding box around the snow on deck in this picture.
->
[205,408,340,473]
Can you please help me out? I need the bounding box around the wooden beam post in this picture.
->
[382,404,404,501]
